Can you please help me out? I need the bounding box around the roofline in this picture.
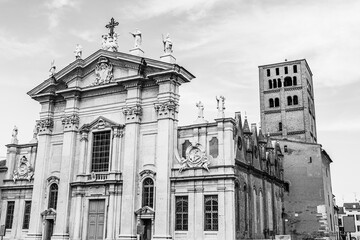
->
[321,149,333,163]
[258,59,313,76]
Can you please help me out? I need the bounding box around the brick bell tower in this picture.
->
[258,59,317,143]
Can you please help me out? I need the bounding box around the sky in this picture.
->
[0,0,359,205]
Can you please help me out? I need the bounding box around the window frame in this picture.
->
[22,201,32,229]
[91,130,112,172]
[204,195,218,231]
[48,183,59,209]
[142,177,155,208]
[175,196,189,231]
[5,201,15,229]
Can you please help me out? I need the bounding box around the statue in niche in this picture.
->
[216,95,225,118]
[74,44,82,59]
[162,33,173,54]
[129,29,142,48]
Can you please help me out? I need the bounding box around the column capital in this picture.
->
[154,100,178,120]
[37,118,54,135]
[122,104,142,123]
[61,113,80,132]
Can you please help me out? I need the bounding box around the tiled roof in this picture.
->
[344,202,360,210]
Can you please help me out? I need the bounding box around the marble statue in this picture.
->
[216,96,225,118]
[49,60,56,77]
[11,126,18,144]
[101,33,118,52]
[129,29,142,48]
[196,101,204,119]
[162,33,173,54]
[74,44,82,59]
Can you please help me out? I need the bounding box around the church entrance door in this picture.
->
[87,199,105,240]
[43,219,54,240]
[142,219,152,240]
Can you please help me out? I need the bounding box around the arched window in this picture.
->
[293,65,297,73]
[142,178,154,207]
[274,98,279,107]
[287,96,292,106]
[277,79,282,88]
[279,122,282,131]
[293,95,298,105]
[293,76,297,86]
[269,99,274,108]
[48,183,58,209]
[284,77,292,87]
[273,79,277,88]
[268,80,272,89]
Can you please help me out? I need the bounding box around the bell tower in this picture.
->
[258,59,317,143]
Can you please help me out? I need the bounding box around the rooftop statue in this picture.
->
[129,29,142,49]
[49,60,56,77]
[102,18,119,52]
[11,126,18,144]
[162,33,173,54]
[74,44,82,59]
[216,95,225,118]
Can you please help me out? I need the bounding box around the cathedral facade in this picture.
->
[0,20,286,240]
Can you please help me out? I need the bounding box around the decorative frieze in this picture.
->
[37,118,54,134]
[122,105,142,122]
[61,114,80,130]
[13,156,34,182]
[154,101,177,119]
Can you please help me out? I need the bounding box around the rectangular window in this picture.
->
[266,69,271,77]
[91,131,111,172]
[5,201,15,229]
[293,65,298,73]
[357,215,360,221]
[357,226,360,232]
[204,195,218,231]
[276,68,279,75]
[284,66,288,74]
[175,196,188,231]
[23,201,32,229]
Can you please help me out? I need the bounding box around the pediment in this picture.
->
[135,206,155,216]
[28,50,195,101]
[80,116,123,132]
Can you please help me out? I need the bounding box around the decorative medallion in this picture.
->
[179,143,210,173]
[13,156,34,182]
[92,57,114,86]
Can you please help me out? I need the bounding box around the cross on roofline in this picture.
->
[106,18,119,37]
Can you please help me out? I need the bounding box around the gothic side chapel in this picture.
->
[0,18,286,240]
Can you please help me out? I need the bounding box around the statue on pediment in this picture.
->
[11,125,18,144]
[102,33,118,52]
[129,29,142,49]
[92,57,114,86]
[74,44,82,59]
[49,60,56,77]
[162,33,173,54]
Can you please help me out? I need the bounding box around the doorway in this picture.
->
[43,219,54,240]
[87,199,105,240]
[142,219,152,240]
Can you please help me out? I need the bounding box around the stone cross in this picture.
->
[106,18,119,38]
[196,101,204,119]
[216,96,225,118]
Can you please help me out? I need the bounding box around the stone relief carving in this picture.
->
[13,156,34,182]
[179,143,210,173]
[61,114,80,128]
[92,57,114,86]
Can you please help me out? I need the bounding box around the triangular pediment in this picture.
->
[80,116,123,132]
[135,206,155,215]
[28,49,194,100]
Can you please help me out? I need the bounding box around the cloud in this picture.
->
[44,0,79,29]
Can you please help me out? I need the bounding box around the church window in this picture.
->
[268,80,272,89]
[273,79,277,88]
[204,195,218,231]
[5,201,15,229]
[142,178,154,208]
[209,137,219,158]
[253,189,258,233]
[275,68,279,75]
[269,99,274,108]
[284,66,288,74]
[284,77,292,87]
[278,79,282,87]
[235,182,240,231]
[175,196,188,231]
[91,131,111,172]
[293,65,298,73]
[293,95,298,105]
[267,69,271,76]
[293,76,297,86]
[259,191,264,234]
[48,183,58,209]
[22,201,31,229]
[287,96,293,106]
[275,98,280,107]
[182,140,191,158]
[279,122,282,132]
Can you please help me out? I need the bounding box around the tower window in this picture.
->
[175,196,189,231]
[48,183,58,209]
[284,77,292,87]
[267,69,271,77]
[276,68,279,75]
[275,98,280,107]
[287,96,293,106]
[278,78,282,88]
[204,195,218,231]
[279,122,283,131]
[293,65,297,73]
[284,66,288,74]
[293,95,298,105]
[293,76,297,86]
[142,178,154,208]
[268,80,272,89]
[91,131,111,172]
[269,99,274,108]
[273,79,277,88]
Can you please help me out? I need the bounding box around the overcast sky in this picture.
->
[0,0,359,204]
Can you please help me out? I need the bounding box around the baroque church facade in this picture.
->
[0,19,334,240]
